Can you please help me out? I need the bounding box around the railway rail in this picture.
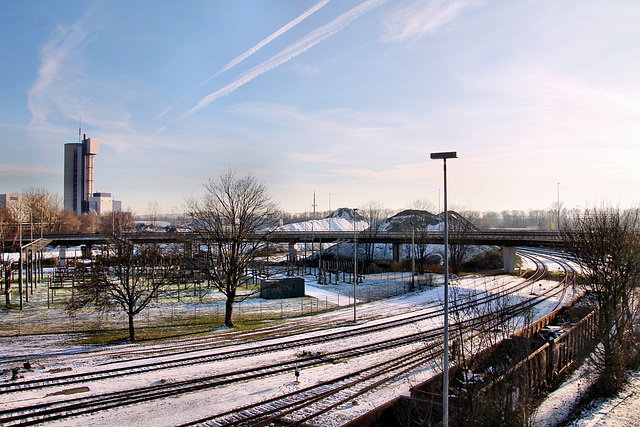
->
[0,253,551,395]
[181,250,575,426]
[0,250,576,426]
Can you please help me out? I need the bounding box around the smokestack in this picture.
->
[82,135,99,212]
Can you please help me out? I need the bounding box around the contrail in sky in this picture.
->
[183,0,388,117]
[157,0,331,120]
[218,0,332,76]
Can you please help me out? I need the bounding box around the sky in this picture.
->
[2,0,640,216]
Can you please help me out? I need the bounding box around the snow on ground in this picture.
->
[0,267,582,426]
[3,246,632,426]
[275,217,369,232]
[535,360,640,427]
[567,370,640,427]
[3,215,635,424]
[535,358,601,426]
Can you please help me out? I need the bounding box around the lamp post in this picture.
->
[430,151,457,427]
[18,220,23,310]
[410,221,415,290]
[353,208,358,323]
[557,182,560,231]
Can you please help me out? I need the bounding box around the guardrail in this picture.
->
[3,229,564,249]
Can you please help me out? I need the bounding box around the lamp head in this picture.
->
[430,151,458,160]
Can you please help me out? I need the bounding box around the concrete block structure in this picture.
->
[89,192,121,215]
[260,277,305,299]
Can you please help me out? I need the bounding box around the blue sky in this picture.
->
[2,0,640,215]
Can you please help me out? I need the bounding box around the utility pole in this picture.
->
[353,208,359,323]
[431,151,458,427]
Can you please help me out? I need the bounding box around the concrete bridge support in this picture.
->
[393,243,404,263]
[59,247,67,267]
[81,245,93,259]
[503,246,517,274]
[288,242,297,262]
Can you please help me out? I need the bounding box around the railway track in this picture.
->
[0,261,546,395]
[0,250,576,425]
[179,251,578,426]
[0,290,548,427]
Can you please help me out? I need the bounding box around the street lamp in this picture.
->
[557,182,560,232]
[430,151,457,427]
[353,208,359,323]
[410,221,415,291]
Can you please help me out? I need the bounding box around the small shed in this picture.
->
[260,277,305,299]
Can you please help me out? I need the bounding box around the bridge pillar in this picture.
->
[288,242,297,262]
[503,246,517,273]
[393,243,404,263]
[81,245,92,259]
[59,247,67,267]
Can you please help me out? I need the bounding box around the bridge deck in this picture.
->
[2,230,563,249]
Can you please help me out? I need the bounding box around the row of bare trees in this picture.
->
[69,169,277,341]
[0,187,138,237]
[69,235,180,342]
[562,207,640,396]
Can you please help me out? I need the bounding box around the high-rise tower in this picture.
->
[64,134,99,213]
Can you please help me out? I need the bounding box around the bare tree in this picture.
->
[449,278,537,426]
[53,210,82,234]
[561,206,640,395]
[398,209,440,274]
[147,201,162,230]
[184,169,278,327]
[21,187,63,235]
[99,210,136,234]
[68,234,179,342]
[79,211,99,233]
[408,198,436,214]
[359,200,386,268]
[447,210,479,275]
[0,208,11,307]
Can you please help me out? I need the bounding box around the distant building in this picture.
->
[64,134,99,213]
[0,194,22,211]
[89,192,121,215]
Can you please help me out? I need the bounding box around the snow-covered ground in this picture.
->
[1,212,636,426]
[535,358,640,427]
[0,263,589,426]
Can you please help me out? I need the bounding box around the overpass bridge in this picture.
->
[5,230,563,246]
[3,230,562,274]
[266,230,562,273]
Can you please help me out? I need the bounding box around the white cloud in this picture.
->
[28,9,97,138]
[381,0,480,45]
[216,0,332,76]
[183,0,388,116]
[157,0,332,120]
[27,5,135,148]
[459,62,640,152]
[0,162,58,177]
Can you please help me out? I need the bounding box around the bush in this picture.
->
[463,249,503,270]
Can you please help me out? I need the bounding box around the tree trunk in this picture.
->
[128,313,136,342]
[225,289,235,327]
[5,266,11,307]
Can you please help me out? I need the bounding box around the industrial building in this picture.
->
[64,134,98,214]
[89,192,121,214]
[0,194,22,211]
[64,134,121,215]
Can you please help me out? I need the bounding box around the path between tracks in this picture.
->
[305,283,361,307]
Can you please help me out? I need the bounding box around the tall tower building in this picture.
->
[64,134,99,213]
